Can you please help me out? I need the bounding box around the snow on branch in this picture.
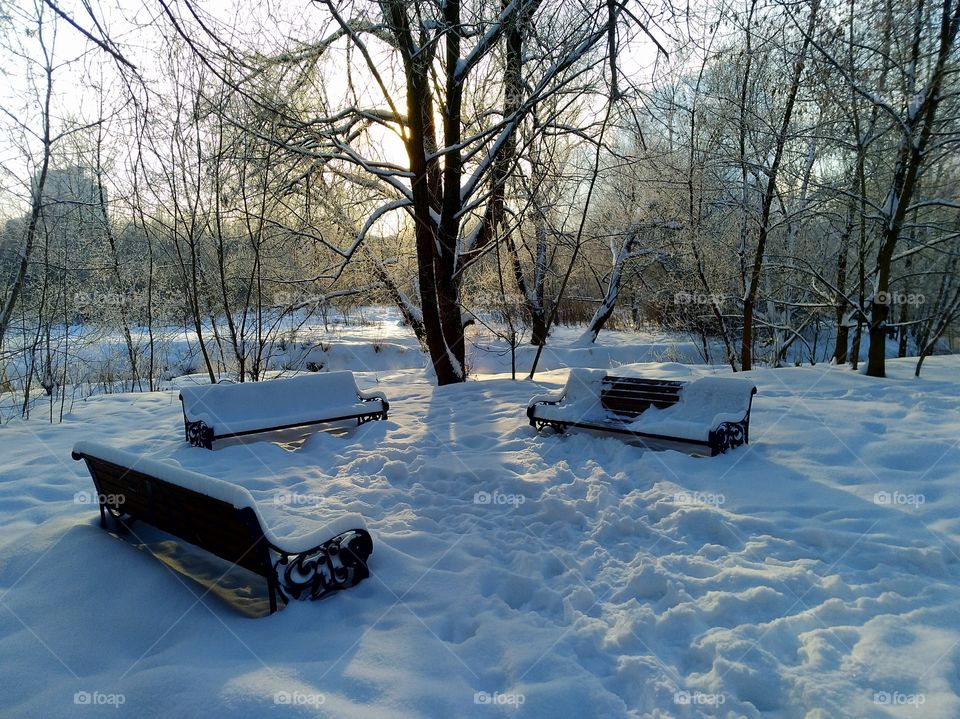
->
[454,0,523,82]
[906,199,960,213]
[458,27,607,206]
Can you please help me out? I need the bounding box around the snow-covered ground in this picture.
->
[1,323,958,718]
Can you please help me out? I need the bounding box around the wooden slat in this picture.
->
[603,390,680,403]
[604,386,681,398]
[603,384,681,393]
[602,376,684,388]
[84,457,272,577]
[599,375,683,416]
[602,400,657,417]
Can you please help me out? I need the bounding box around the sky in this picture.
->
[0,0,673,221]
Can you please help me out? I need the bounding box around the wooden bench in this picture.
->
[179,371,389,449]
[71,442,373,614]
[527,368,758,456]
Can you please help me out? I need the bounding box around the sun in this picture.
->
[365,122,410,171]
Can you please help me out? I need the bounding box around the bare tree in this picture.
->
[0,0,57,352]
[740,0,820,371]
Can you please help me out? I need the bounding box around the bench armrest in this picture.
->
[267,528,373,602]
[357,388,389,414]
[527,391,565,409]
[357,388,387,402]
[526,390,566,425]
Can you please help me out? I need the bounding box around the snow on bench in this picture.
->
[179,371,389,449]
[527,368,758,456]
[71,441,373,614]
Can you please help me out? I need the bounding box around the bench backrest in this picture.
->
[179,372,364,427]
[670,376,757,423]
[600,376,684,417]
[72,444,273,578]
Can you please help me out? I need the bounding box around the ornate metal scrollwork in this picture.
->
[270,529,373,603]
[186,420,214,449]
[357,398,387,424]
[710,420,747,454]
[533,418,565,433]
[528,401,566,434]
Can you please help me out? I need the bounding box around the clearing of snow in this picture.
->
[1,331,958,717]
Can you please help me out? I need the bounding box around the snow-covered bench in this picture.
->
[71,442,373,614]
[179,371,389,449]
[527,369,758,456]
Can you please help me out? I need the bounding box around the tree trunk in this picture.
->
[866,0,959,377]
[742,0,819,371]
[0,57,54,351]
[832,198,854,364]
